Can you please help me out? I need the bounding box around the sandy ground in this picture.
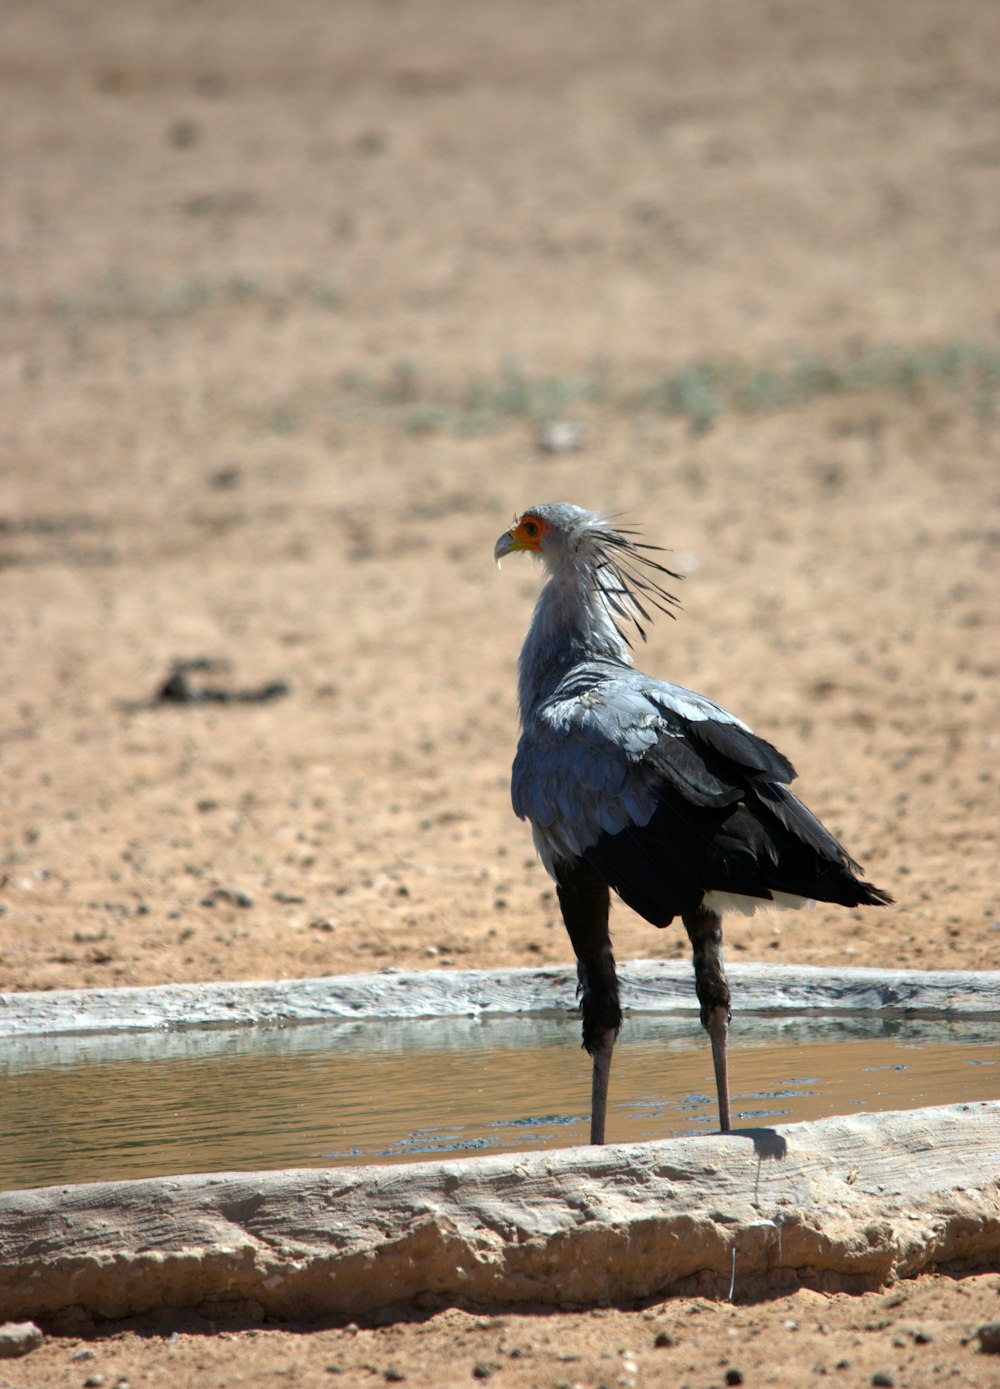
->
[2,0,999,1382]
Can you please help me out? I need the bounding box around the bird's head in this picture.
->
[493,502,596,565]
[495,502,682,643]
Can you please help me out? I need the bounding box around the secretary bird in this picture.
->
[495,502,891,1143]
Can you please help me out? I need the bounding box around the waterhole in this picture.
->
[1,1013,996,1191]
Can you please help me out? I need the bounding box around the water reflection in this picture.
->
[0,1013,996,1191]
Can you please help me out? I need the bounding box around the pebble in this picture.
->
[653,1331,675,1348]
[725,1371,744,1386]
[977,1320,1000,1354]
[537,420,584,454]
[871,1374,893,1387]
[0,1321,44,1358]
[168,118,200,148]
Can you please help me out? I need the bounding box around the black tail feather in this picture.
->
[583,780,892,928]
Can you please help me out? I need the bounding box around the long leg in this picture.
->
[555,857,621,1144]
[682,904,732,1132]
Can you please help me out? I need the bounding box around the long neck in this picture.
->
[517,561,632,721]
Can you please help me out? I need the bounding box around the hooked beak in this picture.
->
[494,529,520,565]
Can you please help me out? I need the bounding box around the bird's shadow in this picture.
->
[721,1126,788,1161]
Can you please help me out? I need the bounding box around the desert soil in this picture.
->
[2,0,999,1383]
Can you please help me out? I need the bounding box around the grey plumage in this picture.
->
[496,501,891,1142]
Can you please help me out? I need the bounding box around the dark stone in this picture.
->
[977,1321,1000,1354]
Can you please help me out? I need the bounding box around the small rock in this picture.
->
[84,1375,106,1388]
[0,1320,44,1358]
[537,420,584,454]
[472,1364,493,1381]
[913,1331,933,1345]
[71,1348,97,1362]
[653,1330,675,1348]
[977,1320,1000,1354]
[209,467,241,491]
[871,1374,893,1387]
[168,119,200,148]
[726,1371,744,1386]
[384,1370,406,1384]
[210,887,255,909]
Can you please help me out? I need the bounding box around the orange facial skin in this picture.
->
[496,512,550,559]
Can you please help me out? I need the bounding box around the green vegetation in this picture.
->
[40,269,344,324]
[25,266,1000,434]
[635,342,1000,434]
[356,343,1000,437]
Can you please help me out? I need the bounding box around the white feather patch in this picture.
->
[702,889,814,917]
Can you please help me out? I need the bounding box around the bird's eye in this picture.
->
[521,518,540,538]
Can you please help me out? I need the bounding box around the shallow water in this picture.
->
[1,1013,996,1191]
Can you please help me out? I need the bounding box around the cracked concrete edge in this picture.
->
[1,962,999,1038]
[1,1103,998,1322]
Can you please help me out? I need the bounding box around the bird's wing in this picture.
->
[512,664,867,921]
[512,666,768,860]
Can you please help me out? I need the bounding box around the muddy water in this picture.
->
[1,1015,996,1191]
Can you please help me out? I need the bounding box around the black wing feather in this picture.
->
[583,718,892,926]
